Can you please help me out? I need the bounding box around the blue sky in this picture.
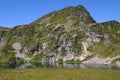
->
[0,0,120,28]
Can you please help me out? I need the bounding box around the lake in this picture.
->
[0,62,120,70]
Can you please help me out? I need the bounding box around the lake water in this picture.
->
[0,62,120,70]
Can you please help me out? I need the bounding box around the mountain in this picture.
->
[0,5,120,66]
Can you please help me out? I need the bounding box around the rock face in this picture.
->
[0,5,120,65]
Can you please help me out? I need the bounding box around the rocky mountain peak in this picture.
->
[31,5,95,27]
[74,5,89,15]
[73,5,96,23]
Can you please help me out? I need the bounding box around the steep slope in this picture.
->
[0,26,10,49]
[0,5,120,66]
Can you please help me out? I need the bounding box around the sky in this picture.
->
[0,0,120,28]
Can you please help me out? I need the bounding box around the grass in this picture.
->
[0,68,120,80]
[65,59,81,64]
[88,40,120,58]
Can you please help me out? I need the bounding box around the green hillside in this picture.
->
[0,5,120,66]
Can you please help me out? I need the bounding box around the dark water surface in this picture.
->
[0,62,120,70]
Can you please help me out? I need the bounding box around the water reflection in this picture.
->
[1,62,120,70]
[37,63,120,70]
[17,63,36,69]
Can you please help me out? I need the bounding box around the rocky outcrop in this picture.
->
[0,5,120,66]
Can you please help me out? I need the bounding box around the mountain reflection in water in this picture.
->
[11,62,120,69]
[0,62,120,69]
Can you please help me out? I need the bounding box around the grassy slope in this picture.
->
[88,21,120,58]
[0,68,120,80]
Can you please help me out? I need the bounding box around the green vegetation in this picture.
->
[65,59,75,63]
[88,21,120,58]
[88,40,120,58]
[49,7,74,24]
[57,59,63,64]
[31,52,43,62]
[112,58,120,65]
[82,54,96,62]
[0,5,120,64]
[0,68,120,80]
[90,21,119,35]
[0,49,15,63]
[65,59,81,64]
